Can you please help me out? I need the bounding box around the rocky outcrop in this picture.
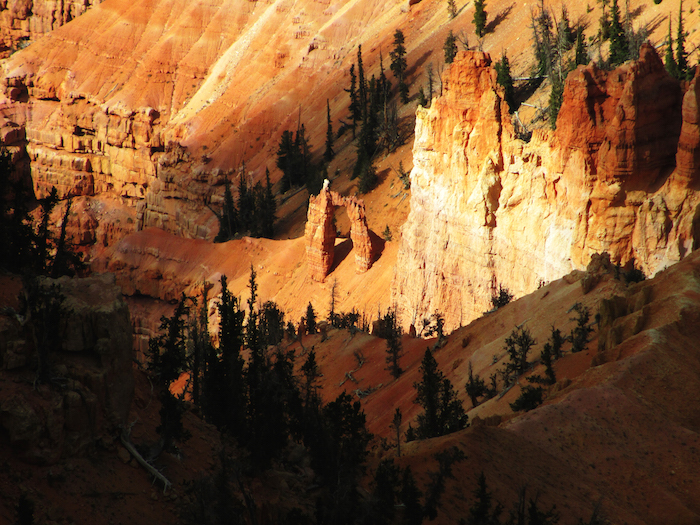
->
[392,47,700,331]
[676,67,700,185]
[0,0,99,57]
[0,273,134,463]
[305,186,373,281]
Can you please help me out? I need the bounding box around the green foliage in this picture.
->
[214,169,276,241]
[397,161,411,189]
[491,284,514,310]
[473,0,487,38]
[510,385,544,412]
[413,349,467,439]
[356,148,378,193]
[465,362,487,407]
[494,53,516,113]
[501,326,536,384]
[417,86,428,107]
[382,308,404,379]
[400,467,424,525]
[548,69,565,129]
[324,98,334,163]
[530,3,554,77]
[570,302,594,353]
[368,459,402,524]
[259,300,286,347]
[347,63,360,137]
[276,125,313,192]
[390,30,409,104]
[305,301,317,334]
[310,392,372,524]
[382,224,392,241]
[608,0,629,66]
[574,28,589,66]
[444,30,458,64]
[447,0,457,19]
[676,0,692,80]
[665,18,679,78]
[149,294,193,450]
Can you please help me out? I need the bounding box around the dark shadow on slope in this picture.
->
[328,237,352,274]
[485,3,514,35]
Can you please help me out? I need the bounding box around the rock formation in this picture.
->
[0,0,98,57]
[305,187,373,281]
[0,273,134,463]
[392,46,700,331]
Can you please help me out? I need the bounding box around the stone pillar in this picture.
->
[305,188,336,281]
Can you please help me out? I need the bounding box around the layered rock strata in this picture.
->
[305,186,373,281]
[392,47,700,330]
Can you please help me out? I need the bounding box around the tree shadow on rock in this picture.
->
[485,3,514,35]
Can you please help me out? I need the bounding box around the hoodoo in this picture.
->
[305,186,373,282]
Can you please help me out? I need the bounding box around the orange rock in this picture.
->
[393,47,700,331]
[305,187,373,281]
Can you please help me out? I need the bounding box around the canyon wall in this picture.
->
[392,46,700,331]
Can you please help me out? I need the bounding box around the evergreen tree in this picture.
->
[215,174,237,242]
[465,472,503,525]
[400,467,424,525]
[0,148,35,273]
[383,308,404,379]
[465,362,487,407]
[473,0,487,39]
[510,385,544,412]
[444,31,458,64]
[276,129,296,191]
[356,148,378,193]
[413,348,467,439]
[574,27,589,66]
[391,407,403,457]
[548,69,565,130]
[390,30,409,104]
[378,51,392,107]
[501,326,536,384]
[540,341,556,385]
[202,275,247,437]
[237,171,254,233]
[149,294,192,451]
[347,63,360,138]
[324,99,334,162]
[676,0,691,80]
[259,300,286,347]
[447,0,457,19]
[35,187,59,275]
[608,0,629,66]
[261,168,276,238]
[369,459,402,525]
[570,302,593,353]
[665,18,679,78]
[306,301,317,334]
[426,63,435,104]
[494,53,516,113]
[358,45,368,118]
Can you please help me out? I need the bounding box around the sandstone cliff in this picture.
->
[392,46,700,331]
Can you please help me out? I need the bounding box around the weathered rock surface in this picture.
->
[0,273,134,463]
[305,187,373,281]
[0,0,99,57]
[393,47,700,330]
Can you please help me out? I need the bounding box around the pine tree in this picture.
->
[378,51,392,106]
[305,301,317,334]
[383,309,404,379]
[413,348,467,439]
[391,408,402,457]
[444,31,458,64]
[465,362,487,407]
[676,0,691,80]
[390,30,409,104]
[358,45,368,117]
[426,63,435,104]
[494,53,516,113]
[215,174,237,242]
[324,98,334,162]
[574,27,589,66]
[447,0,457,19]
[501,326,536,384]
[262,168,276,238]
[608,0,629,66]
[347,63,359,138]
[473,0,487,39]
[466,472,503,525]
[665,18,679,78]
[548,69,565,130]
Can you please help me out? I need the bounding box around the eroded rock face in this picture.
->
[0,273,134,464]
[305,187,373,281]
[0,0,99,57]
[392,47,700,331]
